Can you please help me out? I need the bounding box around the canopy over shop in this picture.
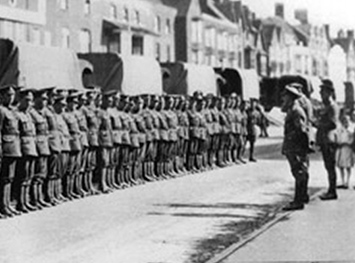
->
[78,53,162,95]
[214,68,260,100]
[0,38,83,90]
[161,62,218,95]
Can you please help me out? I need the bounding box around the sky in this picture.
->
[240,0,355,36]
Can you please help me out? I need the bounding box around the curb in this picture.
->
[205,189,324,263]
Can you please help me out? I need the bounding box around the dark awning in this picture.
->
[103,19,129,33]
[130,25,159,36]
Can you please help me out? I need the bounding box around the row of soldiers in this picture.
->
[0,84,260,218]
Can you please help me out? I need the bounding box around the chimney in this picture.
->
[347,30,354,39]
[338,29,345,38]
[324,24,331,38]
[294,9,308,24]
[275,3,284,19]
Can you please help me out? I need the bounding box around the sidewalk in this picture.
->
[221,188,355,262]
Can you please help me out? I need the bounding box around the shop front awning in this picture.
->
[103,19,129,33]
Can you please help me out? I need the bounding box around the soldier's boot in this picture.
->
[148,162,157,181]
[71,176,81,199]
[105,169,113,190]
[25,183,37,212]
[37,182,51,208]
[59,179,69,202]
[101,169,111,194]
[0,184,15,217]
[76,173,86,197]
[29,181,43,210]
[52,180,62,203]
[16,184,28,213]
[119,168,128,188]
[142,163,152,182]
[87,171,99,195]
[47,180,59,205]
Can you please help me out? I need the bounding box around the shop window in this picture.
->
[132,35,143,55]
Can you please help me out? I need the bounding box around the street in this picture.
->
[0,136,330,263]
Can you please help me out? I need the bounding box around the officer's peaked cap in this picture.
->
[284,85,302,98]
[320,79,335,92]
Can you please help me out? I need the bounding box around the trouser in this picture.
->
[320,144,337,195]
[285,153,310,203]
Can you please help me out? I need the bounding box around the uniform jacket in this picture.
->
[0,105,21,157]
[315,100,339,145]
[282,101,309,155]
[43,107,62,153]
[30,108,50,156]
[17,108,38,157]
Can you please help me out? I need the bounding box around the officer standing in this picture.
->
[15,88,38,212]
[82,87,100,195]
[316,79,339,200]
[97,90,115,193]
[0,85,22,217]
[246,99,260,162]
[281,85,310,211]
[63,92,83,199]
[30,89,52,208]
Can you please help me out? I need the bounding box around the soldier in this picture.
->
[246,99,260,162]
[156,96,170,178]
[149,94,162,180]
[202,94,215,169]
[217,96,229,167]
[108,93,123,189]
[30,89,52,209]
[210,95,221,168]
[63,92,83,199]
[53,95,71,202]
[15,88,38,213]
[118,94,134,187]
[281,85,310,210]
[176,96,189,173]
[141,94,156,181]
[187,92,203,172]
[43,88,65,205]
[82,86,100,195]
[238,100,249,163]
[225,95,237,164]
[316,79,339,200]
[74,91,90,196]
[97,90,115,193]
[233,94,245,163]
[0,85,22,217]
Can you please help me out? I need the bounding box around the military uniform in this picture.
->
[63,96,83,199]
[282,96,310,210]
[15,90,38,213]
[246,103,260,162]
[0,87,22,216]
[30,103,51,209]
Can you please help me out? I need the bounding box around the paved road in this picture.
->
[0,137,330,263]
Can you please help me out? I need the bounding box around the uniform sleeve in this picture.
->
[292,107,308,134]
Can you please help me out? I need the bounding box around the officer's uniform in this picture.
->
[282,86,310,210]
[63,94,83,199]
[82,100,100,194]
[53,97,71,201]
[97,95,114,193]
[316,80,339,200]
[15,89,38,213]
[30,91,52,209]
[177,97,190,173]
[210,99,221,167]
[246,103,260,162]
[0,86,22,217]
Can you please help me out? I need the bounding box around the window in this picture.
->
[155,43,160,61]
[61,27,70,48]
[165,19,171,34]
[3,21,14,39]
[166,45,171,62]
[32,28,41,45]
[217,31,223,50]
[154,16,161,33]
[79,29,91,53]
[191,20,203,43]
[132,35,143,55]
[60,0,68,10]
[9,0,17,7]
[110,4,117,19]
[15,23,25,42]
[123,7,129,22]
[107,34,121,53]
[84,0,91,15]
[134,10,140,25]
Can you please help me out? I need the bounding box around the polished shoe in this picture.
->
[301,195,310,204]
[282,202,304,211]
[249,158,257,162]
[320,193,337,200]
[337,185,348,189]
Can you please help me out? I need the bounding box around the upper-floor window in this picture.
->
[134,10,140,25]
[84,0,91,15]
[123,7,129,22]
[191,20,203,44]
[154,16,161,33]
[165,19,171,34]
[79,29,92,53]
[60,0,68,10]
[61,27,70,48]
[9,0,17,7]
[110,4,117,19]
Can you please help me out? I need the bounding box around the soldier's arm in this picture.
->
[292,108,308,134]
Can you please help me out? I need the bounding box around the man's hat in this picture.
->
[19,87,36,100]
[53,95,67,105]
[284,85,302,98]
[67,92,80,103]
[320,79,335,92]
[0,84,20,95]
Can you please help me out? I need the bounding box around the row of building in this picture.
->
[0,0,354,87]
